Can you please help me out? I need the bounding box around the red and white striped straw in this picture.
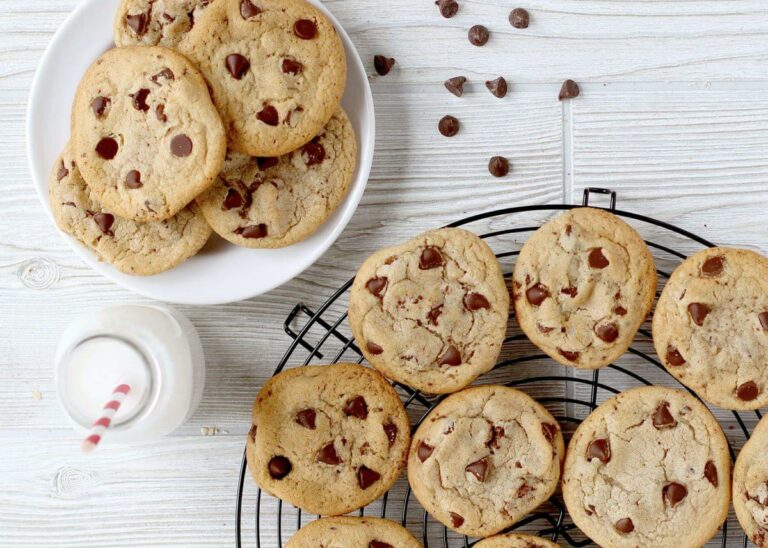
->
[81,383,131,453]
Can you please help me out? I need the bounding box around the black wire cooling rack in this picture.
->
[235,188,763,548]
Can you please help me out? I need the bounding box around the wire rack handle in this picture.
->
[582,188,617,210]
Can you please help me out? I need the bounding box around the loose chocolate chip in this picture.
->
[615,306,628,316]
[702,256,724,276]
[687,303,711,326]
[595,323,619,343]
[281,58,302,75]
[150,68,175,85]
[317,442,342,465]
[365,276,388,298]
[561,286,578,298]
[542,422,558,443]
[301,142,325,166]
[240,0,261,19]
[435,0,458,18]
[131,88,150,111]
[357,466,380,489]
[445,76,467,97]
[704,460,718,487]
[294,19,317,39]
[91,96,110,117]
[95,137,119,160]
[57,162,69,181]
[526,283,549,306]
[93,213,115,236]
[559,79,580,100]
[295,408,316,429]
[417,441,434,462]
[737,381,759,401]
[485,77,507,98]
[652,401,676,429]
[615,518,634,534]
[419,246,444,269]
[509,8,530,28]
[666,345,686,366]
[225,54,250,79]
[257,105,279,126]
[588,248,609,269]
[235,224,268,239]
[464,292,490,311]
[268,456,291,479]
[369,541,392,548]
[438,345,462,366]
[488,156,510,177]
[468,25,489,46]
[170,134,193,157]
[126,13,148,36]
[366,341,383,355]
[223,188,243,209]
[586,438,611,463]
[257,157,279,170]
[558,349,580,362]
[427,304,444,325]
[662,482,688,507]
[383,422,398,446]
[465,458,488,482]
[155,104,167,122]
[450,512,464,528]
[374,55,396,76]
[759,311,768,330]
[344,396,368,419]
[125,170,143,189]
[438,115,460,137]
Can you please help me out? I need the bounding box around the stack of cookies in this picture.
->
[247,210,768,547]
[49,0,356,275]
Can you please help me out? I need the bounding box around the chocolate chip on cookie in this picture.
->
[268,455,292,479]
[95,137,119,160]
[294,18,317,39]
[91,96,110,117]
[226,54,250,79]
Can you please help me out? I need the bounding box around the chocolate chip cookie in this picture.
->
[196,109,356,248]
[285,517,421,548]
[178,0,346,156]
[71,46,226,222]
[407,386,564,537]
[474,533,559,548]
[512,208,657,369]
[348,228,510,394]
[734,415,768,547]
[246,364,410,516]
[653,247,768,410]
[49,144,211,275]
[562,386,730,548]
[114,0,212,47]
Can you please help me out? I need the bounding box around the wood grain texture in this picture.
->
[1,0,768,546]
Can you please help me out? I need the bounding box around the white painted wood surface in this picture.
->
[1,0,768,546]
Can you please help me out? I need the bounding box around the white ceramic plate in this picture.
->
[27,0,374,305]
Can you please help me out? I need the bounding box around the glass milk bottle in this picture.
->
[55,304,205,445]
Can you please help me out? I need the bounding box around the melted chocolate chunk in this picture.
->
[652,401,676,429]
[294,19,317,39]
[240,0,261,19]
[257,105,279,126]
[595,323,619,343]
[759,311,768,330]
[383,422,398,447]
[366,341,383,355]
[737,381,759,401]
[559,79,580,100]
[704,460,718,487]
[464,292,490,311]
[131,88,150,111]
[687,303,711,326]
[450,512,464,528]
[485,77,508,98]
[295,408,316,429]
[586,438,611,463]
[662,482,688,507]
[150,68,175,85]
[468,25,489,46]
[427,304,444,325]
[558,349,580,362]
[268,456,291,479]
[374,55,396,76]
[615,518,634,534]
[155,104,167,122]
[666,345,686,366]
[365,276,388,298]
[57,161,69,181]
[343,396,368,419]
[248,424,257,441]
[435,0,459,18]
[369,542,392,548]
[125,13,148,36]
[125,170,142,189]
[419,246,444,269]
[588,247,609,269]
[225,54,250,79]
[444,76,466,97]
[93,213,115,236]
[465,458,489,482]
[541,422,558,443]
[438,115,460,137]
[615,305,628,316]
[95,137,119,160]
[702,256,724,276]
[417,441,434,462]
[282,58,302,75]
[170,134,193,157]
[257,157,279,170]
[91,96,110,117]
[235,224,268,239]
[357,466,380,489]
[509,7,530,28]
[301,142,325,166]
[223,188,243,209]
[526,283,549,306]
[561,286,578,298]
[486,425,504,449]
[438,345,462,366]
[317,442,342,465]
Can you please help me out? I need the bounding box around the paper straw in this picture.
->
[81,383,131,453]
